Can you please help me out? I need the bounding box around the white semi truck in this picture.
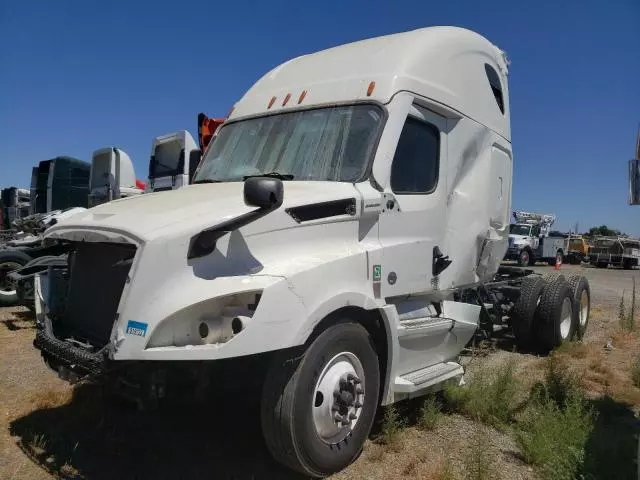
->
[31,27,590,477]
[504,211,568,266]
[147,130,202,192]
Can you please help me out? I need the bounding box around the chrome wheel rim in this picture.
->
[560,297,573,339]
[312,352,365,443]
[579,291,589,327]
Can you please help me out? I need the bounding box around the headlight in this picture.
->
[146,291,262,348]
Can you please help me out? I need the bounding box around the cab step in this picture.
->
[394,361,464,394]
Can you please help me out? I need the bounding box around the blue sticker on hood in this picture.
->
[126,320,148,337]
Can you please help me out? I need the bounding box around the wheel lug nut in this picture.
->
[349,413,357,420]
[354,401,362,408]
[334,412,344,422]
[355,386,364,394]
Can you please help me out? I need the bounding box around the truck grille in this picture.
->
[54,242,136,348]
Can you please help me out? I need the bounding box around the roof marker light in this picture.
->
[268,96,276,109]
[298,90,307,104]
[282,93,291,106]
[367,81,376,96]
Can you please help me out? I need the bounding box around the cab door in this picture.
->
[378,104,448,298]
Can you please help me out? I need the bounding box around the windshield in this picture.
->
[509,224,532,236]
[194,104,383,183]
[152,141,182,177]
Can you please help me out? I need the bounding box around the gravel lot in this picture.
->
[0,263,637,479]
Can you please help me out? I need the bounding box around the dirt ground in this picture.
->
[0,264,638,480]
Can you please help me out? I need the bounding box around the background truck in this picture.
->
[0,148,144,307]
[0,187,30,231]
[30,27,590,478]
[589,236,640,269]
[504,211,568,266]
[565,235,590,264]
[31,156,90,214]
[147,114,224,192]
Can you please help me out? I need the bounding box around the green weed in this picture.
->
[444,361,519,428]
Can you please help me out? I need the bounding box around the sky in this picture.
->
[1,0,639,235]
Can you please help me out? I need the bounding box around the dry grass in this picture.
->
[464,428,496,480]
[632,359,640,388]
[28,388,74,412]
[431,458,457,480]
[27,433,48,456]
[611,329,638,348]
[364,442,386,463]
[554,340,589,359]
[59,462,81,478]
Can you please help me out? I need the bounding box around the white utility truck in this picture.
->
[32,27,590,477]
[504,211,568,266]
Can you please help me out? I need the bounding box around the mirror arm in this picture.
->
[187,204,276,260]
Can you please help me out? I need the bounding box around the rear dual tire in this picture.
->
[536,278,575,352]
[512,274,590,352]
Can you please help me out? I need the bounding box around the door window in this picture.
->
[390,117,439,194]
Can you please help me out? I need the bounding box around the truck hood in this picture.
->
[508,234,531,244]
[45,181,362,242]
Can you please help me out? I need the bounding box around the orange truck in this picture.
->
[565,235,590,264]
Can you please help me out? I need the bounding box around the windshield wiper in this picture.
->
[243,172,295,180]
[192,179,223,184]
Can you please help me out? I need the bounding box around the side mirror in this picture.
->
[176,149,185,175]
[148,156,155,179]
[244,177,284,210]
[188,177,284,260]
[188,149,202,183]
[629,159,640,206]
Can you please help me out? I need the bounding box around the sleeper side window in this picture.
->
[390,117,439,194]
[484,64,505,114]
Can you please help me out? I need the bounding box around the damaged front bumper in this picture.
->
[33,275,111,379]
[33,328,109,378]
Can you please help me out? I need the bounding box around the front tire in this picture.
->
[261,322,380,477]
[518,250,531,267]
